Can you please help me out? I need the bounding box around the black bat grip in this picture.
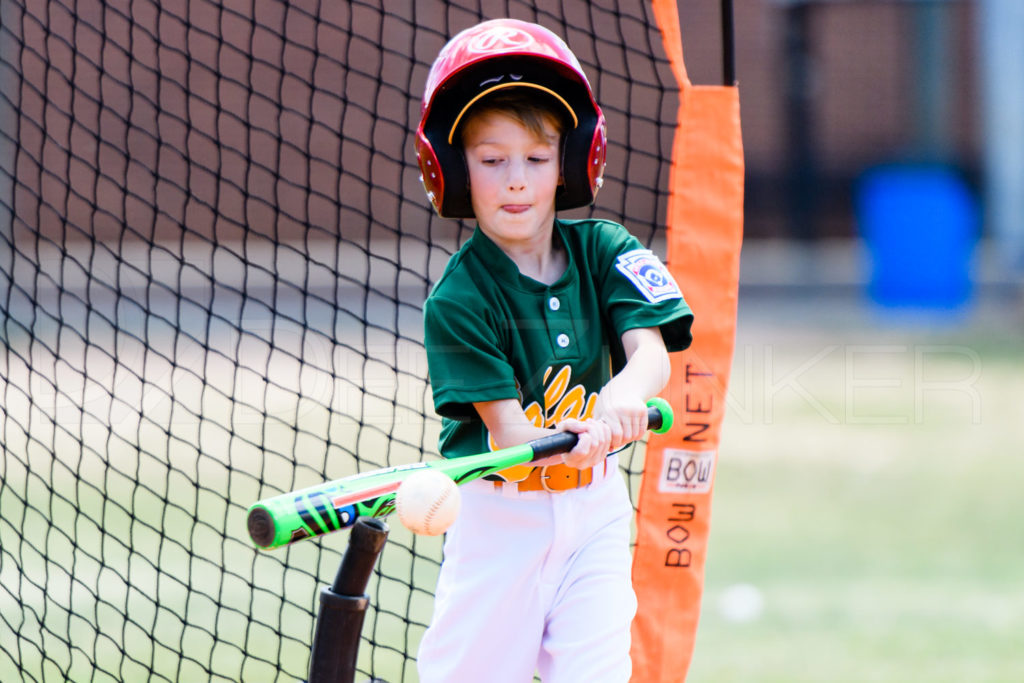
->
[528,404,664,461]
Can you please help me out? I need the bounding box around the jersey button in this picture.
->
[548,296,560,311]
[556,334,570,348]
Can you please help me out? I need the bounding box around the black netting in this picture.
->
[0,1,677,680]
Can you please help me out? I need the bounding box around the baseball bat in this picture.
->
[247,397,673,549]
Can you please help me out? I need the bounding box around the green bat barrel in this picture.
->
[247,397,674,549]
[247,479,396,549]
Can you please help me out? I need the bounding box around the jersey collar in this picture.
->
[468,220,577,293]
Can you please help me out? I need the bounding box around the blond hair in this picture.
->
[456,88,571,148]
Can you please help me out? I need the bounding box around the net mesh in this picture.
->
[0,1,677,680]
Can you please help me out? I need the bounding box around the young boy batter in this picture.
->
[414,19,694,682]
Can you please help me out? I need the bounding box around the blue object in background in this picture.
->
[856,163,979,310]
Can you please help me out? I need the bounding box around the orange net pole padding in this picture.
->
[630,1,745,680]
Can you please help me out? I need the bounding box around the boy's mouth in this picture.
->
[502,204,530,214]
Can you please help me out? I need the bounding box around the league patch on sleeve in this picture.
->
[615,249,683,303]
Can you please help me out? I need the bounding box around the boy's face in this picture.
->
[461,111,561,249]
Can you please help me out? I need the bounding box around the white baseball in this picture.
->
[395,469,461,536]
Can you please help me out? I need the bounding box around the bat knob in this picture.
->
[247,506,276,548]
[646,397,674,434]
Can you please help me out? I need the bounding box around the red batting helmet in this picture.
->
[415,19,607,219]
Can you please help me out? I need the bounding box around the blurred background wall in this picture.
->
[680,0,1023,309]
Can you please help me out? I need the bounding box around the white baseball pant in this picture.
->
[416,456,637,683]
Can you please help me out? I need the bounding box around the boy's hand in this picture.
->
[556,418,612,470]
[595,385,650,452]
[592,327,667,451]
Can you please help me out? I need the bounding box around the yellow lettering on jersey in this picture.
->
[543,365,572,413]
[490,364,598,482]
[547,384,586,428]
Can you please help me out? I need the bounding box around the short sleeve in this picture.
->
[595,225,694,352]
[423,294,519,420]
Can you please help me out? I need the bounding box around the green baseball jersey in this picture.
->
[424,218,693,459]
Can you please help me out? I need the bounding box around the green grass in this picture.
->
[2,317,1021,682]
[690,453,1024,682]
[687,330,1024,682]
[0,336,439,683]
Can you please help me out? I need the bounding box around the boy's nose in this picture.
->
[506,160,527,190]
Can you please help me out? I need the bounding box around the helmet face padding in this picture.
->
[416,20,607,219]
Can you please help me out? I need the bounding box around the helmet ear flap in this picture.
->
[416,132,444,212]
[558,109,606,210]
[417,128,473,218]
[587,114,608,197]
